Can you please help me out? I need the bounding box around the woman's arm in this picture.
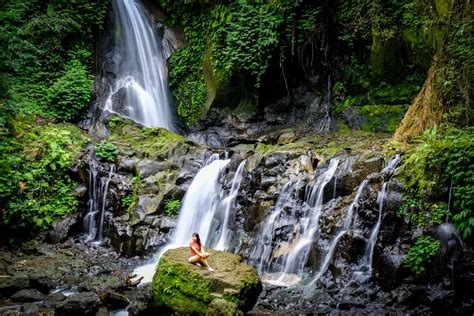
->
[191,246,202,257]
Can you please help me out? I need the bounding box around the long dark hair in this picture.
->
[192,232,201,247]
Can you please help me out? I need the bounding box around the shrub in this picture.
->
[398,126,474,238]
[0,122,86,230]
[95,141,118,162]
[164,199,181,217]
[46,59,93,121]
[404,235,440,276]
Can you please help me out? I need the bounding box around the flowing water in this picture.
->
[249,182,295,274]
[215,160,246,251]
[84,161,116,244]
[260,158,340,285]
[103,0,175,130]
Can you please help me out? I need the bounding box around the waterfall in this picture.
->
[215,160,246,251]
[360,182,387,278]
[309,180,369,285]
[84,161,115,244]
[248,182,294,274]
[103,0,174,130]
[133,155,246,283]
[262,158,339,285]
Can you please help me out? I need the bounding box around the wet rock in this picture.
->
[0,276,30,298]
[46,213,82,243]
[152,247,262,314]
[44,292,67,306]
[102,291,130,308]
[79,275,123,293]
[55,291,101,316]
[11,289,45,302]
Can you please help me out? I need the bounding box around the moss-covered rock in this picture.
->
[152,247,262,314]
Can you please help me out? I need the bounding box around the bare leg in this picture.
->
[188,255,201,265]
[201,257,214,271]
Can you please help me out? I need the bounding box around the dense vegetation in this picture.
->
[0,0,108,237]
[158,0,442,126]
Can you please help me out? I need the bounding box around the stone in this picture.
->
[207,298,242,315]
[152,247,262,314]
[102,291,130,308]
[46,213,81,243]
[11,289,45,302]
[55,291,101,316]
[0,276,30,298]
[137,159,169,178]
[136,194,163,218]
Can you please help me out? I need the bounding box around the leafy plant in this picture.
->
[398,126,474,238]
[46,58,93,121]
[0,121,87,231]
[404,235,440,276]
[121,194,134,210]
[164,198,181,217]
[95,141,118,162]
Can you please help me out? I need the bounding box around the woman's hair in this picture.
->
[192,232,201,247]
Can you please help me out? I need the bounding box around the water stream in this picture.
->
[84,161,116,244]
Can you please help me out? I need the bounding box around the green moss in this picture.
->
[152,248,262,314]
[106,116,189,159]
[360,104,408,133]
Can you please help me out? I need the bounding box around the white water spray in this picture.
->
[104,0,175,129]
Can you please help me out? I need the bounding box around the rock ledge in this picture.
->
[152,247,262,314]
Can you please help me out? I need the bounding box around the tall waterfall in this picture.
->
[104,0,175,130]
[133,155,246,283]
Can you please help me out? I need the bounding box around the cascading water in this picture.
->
[84,160,116,244]
[309,180,369,285]
[261,158,339,285]
[248,182,294,274]
[309,155,401,286]
[133,155,246,283]
[215,160,246,251]
[103,0,175,130]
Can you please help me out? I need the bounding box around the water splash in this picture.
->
[103,0,175,130]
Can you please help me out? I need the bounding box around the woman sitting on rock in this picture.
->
[188,232,214,272]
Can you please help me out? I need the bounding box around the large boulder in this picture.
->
[152,247,262,314]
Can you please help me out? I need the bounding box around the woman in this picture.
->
[188,233,214,272]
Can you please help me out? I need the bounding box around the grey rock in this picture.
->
[55,291,101,316]
[46,213,81,243]
[11,289,45,302]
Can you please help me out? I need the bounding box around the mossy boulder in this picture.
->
[152,247,262,314]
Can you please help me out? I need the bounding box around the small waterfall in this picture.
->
[169,155,230,248]
[360,182,387,278]
[103,0,175,130]
[84,161,115,244]
[263,159,339,285]
[215,160,246,251]
[309,180,369,285]
[133,155,246,283]
[248,182,294,274]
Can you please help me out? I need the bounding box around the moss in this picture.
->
[106,116,190,159]
[207,298,242,315]
[360,104,408,133]
[152,248,262,314]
